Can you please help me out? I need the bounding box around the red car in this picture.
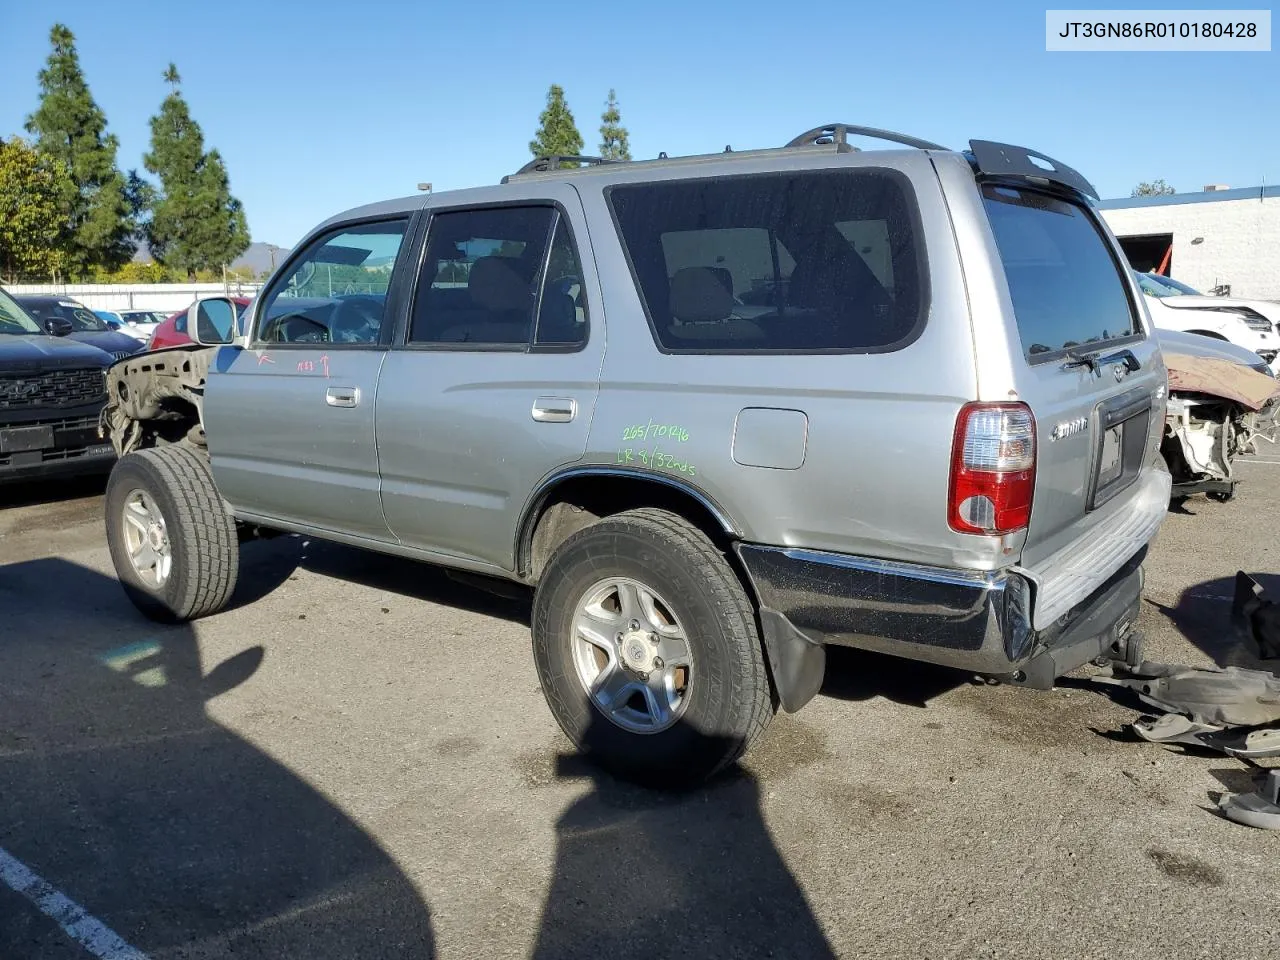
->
[147,297,253,350]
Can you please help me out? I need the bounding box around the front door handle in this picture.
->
[326,386,359,408]
[532,397,576,423]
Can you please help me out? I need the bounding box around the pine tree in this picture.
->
[598,89,631,161]
[143,64,250,280]
[529,84,584,167]
[23,23,133,278]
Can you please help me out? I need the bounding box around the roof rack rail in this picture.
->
[786,123,949,152]
[966,140,1099,200]
[502,155,618,183]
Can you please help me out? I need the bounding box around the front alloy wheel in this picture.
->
[120,489,173,588]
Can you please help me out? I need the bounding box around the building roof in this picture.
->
[1097,184,1279,210]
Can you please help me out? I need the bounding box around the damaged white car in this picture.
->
[1157,328,1280,501]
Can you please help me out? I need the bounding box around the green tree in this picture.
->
[529,84,584,166]
[144,63,250,280]
[1131,179,1176,197]
[598,88,631,161]
[23,23,134,277]
[0,136,74,282]
[123,168,156,246]
[89,260,179,283]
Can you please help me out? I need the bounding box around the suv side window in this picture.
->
[254,219,409,345]
[533,216,588,348]
[409,206,559,347]
[608,169,926,353]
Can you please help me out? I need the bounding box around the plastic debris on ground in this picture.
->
[1087,569,1280,829]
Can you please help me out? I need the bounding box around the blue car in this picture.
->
[12,295,147,361]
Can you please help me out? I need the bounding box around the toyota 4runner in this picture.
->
[100,124,1172,785]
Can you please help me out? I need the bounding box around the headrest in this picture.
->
[705,266,733,295]
[669,266,733,324]
[469,257,531,313]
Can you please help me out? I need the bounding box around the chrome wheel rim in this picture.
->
[121,489,172,588]
[570,577,694,734]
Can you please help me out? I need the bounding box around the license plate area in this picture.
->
[0,424,55,454]
[1089,388,1152,510]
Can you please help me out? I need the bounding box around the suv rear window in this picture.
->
[608,169,926,353]
[982,185,1137,359]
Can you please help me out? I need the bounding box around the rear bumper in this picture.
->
[735,540,1148,701]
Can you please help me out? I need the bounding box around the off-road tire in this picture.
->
[532,507,774,787]
[105,444,239,622]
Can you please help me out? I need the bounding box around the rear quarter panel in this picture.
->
[570,151,1009,570]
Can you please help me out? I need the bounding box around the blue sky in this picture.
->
[2,1,1276,247]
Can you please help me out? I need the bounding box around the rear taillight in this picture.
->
[949,402,1036,535]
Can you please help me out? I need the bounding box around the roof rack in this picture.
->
[786,123,1100,200]
[785,123,949,152]
[502,155,618,183]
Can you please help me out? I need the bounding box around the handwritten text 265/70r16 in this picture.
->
[621,420,689,444]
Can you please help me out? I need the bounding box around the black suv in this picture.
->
[12,294,147,361]
[1,286,116,483]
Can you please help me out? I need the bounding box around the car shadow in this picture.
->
[1147,571,1280,670]
[820,645,970,708]
[0,472,108,509]
[530,714,837,959]
[240,534,532,625]
[0,557,436,958]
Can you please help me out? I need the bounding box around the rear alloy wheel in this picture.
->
[532,508,774,787]
[105,445,239,622]
[570,576,695,734]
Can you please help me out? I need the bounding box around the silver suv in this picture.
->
[101,123,1171,785]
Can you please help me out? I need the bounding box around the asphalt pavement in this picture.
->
[1,464,1277,960]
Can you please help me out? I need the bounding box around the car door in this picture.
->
[204,215,416,540]
[375,190,603,571]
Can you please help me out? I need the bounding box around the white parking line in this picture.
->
[0,846,148,959]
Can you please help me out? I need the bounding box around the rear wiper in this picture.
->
[1063,348,1141,375]
[1062,350,1099,373]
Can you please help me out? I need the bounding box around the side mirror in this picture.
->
[45,317,73,337]
[188,297,238,346]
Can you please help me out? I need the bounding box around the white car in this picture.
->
[93,309,168,342]
[1135,271,1278,371]
[1142,272,1280,329]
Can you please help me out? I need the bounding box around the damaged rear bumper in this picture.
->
[735,542,1146,711]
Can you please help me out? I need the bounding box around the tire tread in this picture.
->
[109,444,238,621]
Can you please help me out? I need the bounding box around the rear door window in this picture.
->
[981,185,1138,360]
[409,206,560,348]
[607,169,926,353]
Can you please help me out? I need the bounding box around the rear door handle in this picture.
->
[326,386,359,408]
[532,397,576,423]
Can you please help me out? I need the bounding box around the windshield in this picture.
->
[0,288,44,335]
[120,311,168,324]
[21,299,109,331]
[1149,273,1202,296]
[1134,272,1174,298]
